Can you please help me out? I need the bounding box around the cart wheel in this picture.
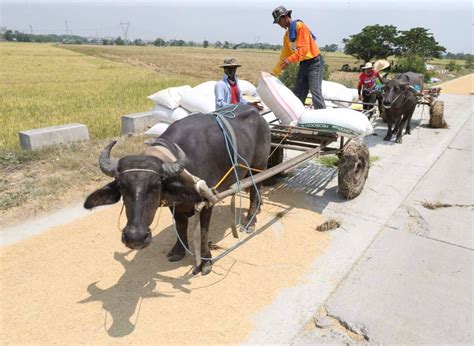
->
[267,147,284,168]
[429,100,447,128]
[338,142,369,199]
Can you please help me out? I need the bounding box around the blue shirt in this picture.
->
[214,75,249,109]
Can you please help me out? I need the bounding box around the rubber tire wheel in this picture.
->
[429,100,446,128]
[338,142,370,199]
[267,147,284,169]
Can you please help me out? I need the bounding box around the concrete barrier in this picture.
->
[18,123,89,150]
[121,111,157,134]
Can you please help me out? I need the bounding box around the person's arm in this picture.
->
[357,74,363,99]
[215,81,228,109]
[286,22,311,64]
[271,34,292,76]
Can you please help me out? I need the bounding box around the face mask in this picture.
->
[224,67,237,81]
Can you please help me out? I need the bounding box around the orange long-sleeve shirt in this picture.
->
[272,20,321,76]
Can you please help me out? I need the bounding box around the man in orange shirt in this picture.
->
[271,5,326,109]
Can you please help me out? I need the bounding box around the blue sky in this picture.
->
[1,1,472,52]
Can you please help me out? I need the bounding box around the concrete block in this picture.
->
[18,123,89,150]
[121,111,156,134]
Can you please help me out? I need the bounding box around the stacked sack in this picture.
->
[257,72,373,138]
[146,85,192,137]
[146,80,260,137]
[322,80,359,106]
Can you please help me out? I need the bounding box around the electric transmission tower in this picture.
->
[120,21,130,45]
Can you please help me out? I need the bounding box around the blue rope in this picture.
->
[169,105,263,262]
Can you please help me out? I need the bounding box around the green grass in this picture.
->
[0,42,195,150]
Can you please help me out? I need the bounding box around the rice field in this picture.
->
[0,43,358,150]
[0,43,196,150]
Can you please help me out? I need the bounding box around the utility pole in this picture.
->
[65,20,69,35]
[29,25,33,34]
[120,21,130,45]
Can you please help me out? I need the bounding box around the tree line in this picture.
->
[2,26,471,65]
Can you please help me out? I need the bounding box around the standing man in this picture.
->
[271,5,325,109]
[357,62,384,110]
[215,57,261,110]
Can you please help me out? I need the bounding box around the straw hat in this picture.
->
[374,59,390,71]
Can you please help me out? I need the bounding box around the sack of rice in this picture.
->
[297,108,373,138]
[145,122,170,138]
[180,88,216,114]
[151,105,190,123]
[238,80,258,96]
[256,72,306,125]
[147,85,192,109]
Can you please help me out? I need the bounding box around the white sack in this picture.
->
[147,85,192,109]
[347,88,360,102]
[145,122,170,138]
[322,80,355,104]
[238,80,258,96]
[193,81,217,97]
[180,88,216,114]
[151,105,190,123]
[256,71,306,125]
[297,108,373,138]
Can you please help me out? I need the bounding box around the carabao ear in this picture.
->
[84,180,121,209]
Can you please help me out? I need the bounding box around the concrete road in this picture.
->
[1,92,472,344]
[247,94,473,344]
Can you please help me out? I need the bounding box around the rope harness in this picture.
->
[169,105,265,264]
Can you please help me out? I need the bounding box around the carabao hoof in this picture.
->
[168,252,185,262]
[192,261,212,275]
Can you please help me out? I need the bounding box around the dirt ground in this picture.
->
[0,169,330,343]
[437,73,473,95]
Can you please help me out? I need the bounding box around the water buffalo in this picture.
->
[382,72,423,143]
[84,104,271,275]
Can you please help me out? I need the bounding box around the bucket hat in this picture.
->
[220,57,241,68]
[272,6,292,24]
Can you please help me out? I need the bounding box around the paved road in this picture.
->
[246,94,473,344]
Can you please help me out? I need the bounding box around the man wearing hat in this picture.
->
[215,57,259,110]
[357,62,384,110]
[271,5,325,109]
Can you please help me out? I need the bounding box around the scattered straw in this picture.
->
[421,201,473,210]
[316,218,342,232]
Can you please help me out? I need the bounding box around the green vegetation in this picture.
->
[343,25,399,63]
[279,56,330,90]
[0,43,193,149]
[343,25,445,64]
